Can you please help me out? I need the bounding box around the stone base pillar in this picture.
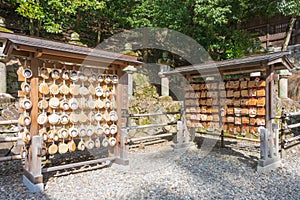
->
[123,65,137,100]
[161,77,169,96]
[257,123,281,172]
[0,62,6,93]
[279,69,291,99]
[158,65,170,96]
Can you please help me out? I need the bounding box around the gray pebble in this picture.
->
[0,139,299,199]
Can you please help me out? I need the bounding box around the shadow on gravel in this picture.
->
[171,136,300,199]
[0,147,111,199]
[119,186,191,200]
[128,136,300,199]
[194,136,259,169]
[43,147,110,184]
[0,160,52,200]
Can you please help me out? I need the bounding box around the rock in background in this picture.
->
[128,73,181,138]
[6,59,20,98]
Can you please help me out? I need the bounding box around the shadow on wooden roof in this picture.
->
[163,51,295,76]
[0,32,142,67]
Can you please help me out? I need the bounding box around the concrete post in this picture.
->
[257,123,281,172]
[158,65,170,96]
[278,69,291,99]
[176,121,183,146]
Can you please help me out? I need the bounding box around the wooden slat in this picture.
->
[195,132,260,143]
[0,136,19,142]
[129,139,168,148]
[258,32,285,42]
[42,157,116,173]
[18,90,25,97]
[287,111,300,117]
[284,135,300,143]
[0,120,18,125]
[53,163,108,176]
[11,49,30,58]
[0,155,21,162]
[40,48,128,65]
[123,111,181,118]
[287,123,300,129]
[129,133,173,142]
[127,122,177,130]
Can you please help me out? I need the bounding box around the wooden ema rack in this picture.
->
[17,59,129,192]
[185,76,268,139]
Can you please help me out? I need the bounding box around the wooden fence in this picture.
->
[279,108,300,157]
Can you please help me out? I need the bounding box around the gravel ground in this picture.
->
[0,137,299,200]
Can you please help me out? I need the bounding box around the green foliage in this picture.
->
[194,0,232,27]
[16,0,44,21]
[193,0,258,59]
[278,0,300,17]
[6,0,287,60]
[126,0,191,33]
[14,0,106,34]
[247,0,300,18]
[224,30,260,60]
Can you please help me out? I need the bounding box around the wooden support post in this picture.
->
[265,65,273,131]
[220,130,225,148]
[273,123,280,157]
[280,108,287,159]
[219,75,225,148]
[257,65,281,172]
[29,79,39,137]
[112,67,129,168]
[23,58,44,192]
[23,136,44,192]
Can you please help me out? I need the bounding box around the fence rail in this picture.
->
[123,107,189,148]
[126,121,177,130]
[0,120,21,162]
[122,111,181,118]
[0,120,18,125]
[0,136,19,143]
[280,108,300,156]
[0,155,21,162]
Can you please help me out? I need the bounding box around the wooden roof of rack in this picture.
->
[163,51,295,76]
[0,32,142,67]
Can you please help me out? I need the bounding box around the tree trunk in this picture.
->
[281,17,296,51]
[36,20,42,37]
[29,19,35,36]
[75,9,81,32]
[97,18,101,44]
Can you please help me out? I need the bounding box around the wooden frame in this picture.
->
[0,32,142,192]
[163,51,296,171]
